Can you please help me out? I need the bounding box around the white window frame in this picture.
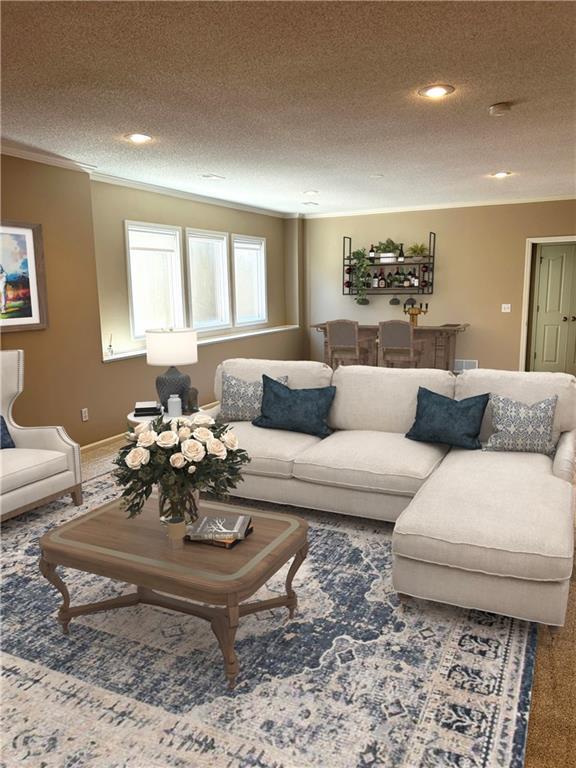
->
[231,234,268,327]
[185,227,232,332]
[124,220,185,340]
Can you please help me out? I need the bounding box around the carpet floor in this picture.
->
[1,470,538,768]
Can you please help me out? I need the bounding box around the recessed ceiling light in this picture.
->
[369,174,385,179]
[490,171,513,178]
[200,173,226,180]
[302,201,319,207]
[125,133,153,144]
[418,84,455,99]
[303,189,319,196]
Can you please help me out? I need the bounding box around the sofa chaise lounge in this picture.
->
[208,358,575,626]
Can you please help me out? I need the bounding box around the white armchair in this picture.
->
[0,349,82,521]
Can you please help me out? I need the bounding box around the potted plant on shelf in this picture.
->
[375,239,402,263]
[407,243,428,260]
[351,247,370,304]
[113,413,250,546]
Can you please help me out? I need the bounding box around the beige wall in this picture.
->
[3,152,573,446]
[1,156,306,445]
[91,180,288,356]
[305,200,576,369]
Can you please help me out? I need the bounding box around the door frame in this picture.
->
[519,235,576,371]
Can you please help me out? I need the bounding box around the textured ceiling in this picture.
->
[2,1,575,215]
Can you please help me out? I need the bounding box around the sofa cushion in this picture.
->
[455,369,576,443]
[484,394,558,456]
[393,449,574,581]
[220,373,288,421]
[229,421,321,479]
[0,448,68,493]
[1,416,15,449]
[253,376,336,438]
[406,387,489,450]
[293,431,449,495]
[215,359,332,401]
[329,366,456,433]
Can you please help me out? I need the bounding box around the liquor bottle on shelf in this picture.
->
[386,271,394,288]
[378,269,386,288]
[398,244,405,262]
[369,244,376,262]
[412,273,420,288]
[393,267,401,285]
[372,271,379,289]
[403,272,411,287]
[344,280,351,289]
[345,265,354,275]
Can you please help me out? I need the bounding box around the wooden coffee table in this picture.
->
[39,496,309,687]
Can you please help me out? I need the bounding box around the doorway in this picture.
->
[526,241,576,374]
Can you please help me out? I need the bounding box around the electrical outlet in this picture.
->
[501,304,511,313]
[81,408,89,422]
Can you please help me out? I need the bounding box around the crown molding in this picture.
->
[0,143,298,218]
[1,143,97,173]
[302,195,576,219]
[4,143,570,220]
[90,172,298,219]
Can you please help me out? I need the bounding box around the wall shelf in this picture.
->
[343,232,436,298]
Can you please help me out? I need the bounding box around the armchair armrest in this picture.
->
[553,429,576,483]
[10,424,82,482]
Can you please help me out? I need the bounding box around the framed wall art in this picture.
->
[0,221,48,332]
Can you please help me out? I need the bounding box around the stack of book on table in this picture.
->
[134,401,163,418]
[185,513,253,549]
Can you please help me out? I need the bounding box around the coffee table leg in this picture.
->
[285,543,309,619]
[39,554,71,634]
[211,597,240,689]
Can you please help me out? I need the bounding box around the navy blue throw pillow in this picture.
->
[1,416,15,449]
[252,375,336,438]
[406,387,489,450]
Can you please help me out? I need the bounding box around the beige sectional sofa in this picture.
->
[210,358,576,626]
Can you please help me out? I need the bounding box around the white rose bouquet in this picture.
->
[113,413,250,523]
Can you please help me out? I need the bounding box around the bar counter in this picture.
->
[312,323,469,370]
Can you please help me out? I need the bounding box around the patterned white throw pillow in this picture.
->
[483,394,558,456]
[220,373,289,421]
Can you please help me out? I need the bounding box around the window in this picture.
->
[232,235,267,325]
[186,229,231,331]
[125,222,184,339]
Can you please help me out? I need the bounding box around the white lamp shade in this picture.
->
[145,329,198,367]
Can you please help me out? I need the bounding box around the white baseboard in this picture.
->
[80,433,125,454]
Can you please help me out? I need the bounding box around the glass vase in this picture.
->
[158,488,200,544]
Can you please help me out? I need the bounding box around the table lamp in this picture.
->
[146,328,199,412]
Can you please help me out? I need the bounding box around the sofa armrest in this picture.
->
[201,403,221,420]
[553,429,576,483]
[10,425,82,482]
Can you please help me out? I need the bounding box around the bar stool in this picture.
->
[326,319,361,368]
[377,321,420,368]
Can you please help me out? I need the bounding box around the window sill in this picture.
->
[101,324,301,363]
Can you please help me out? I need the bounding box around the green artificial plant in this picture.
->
[375,239,400,254]
[351,247,370,305]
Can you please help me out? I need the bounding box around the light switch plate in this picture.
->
[501,304,511,313]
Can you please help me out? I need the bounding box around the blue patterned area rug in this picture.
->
[1,475,537,768]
